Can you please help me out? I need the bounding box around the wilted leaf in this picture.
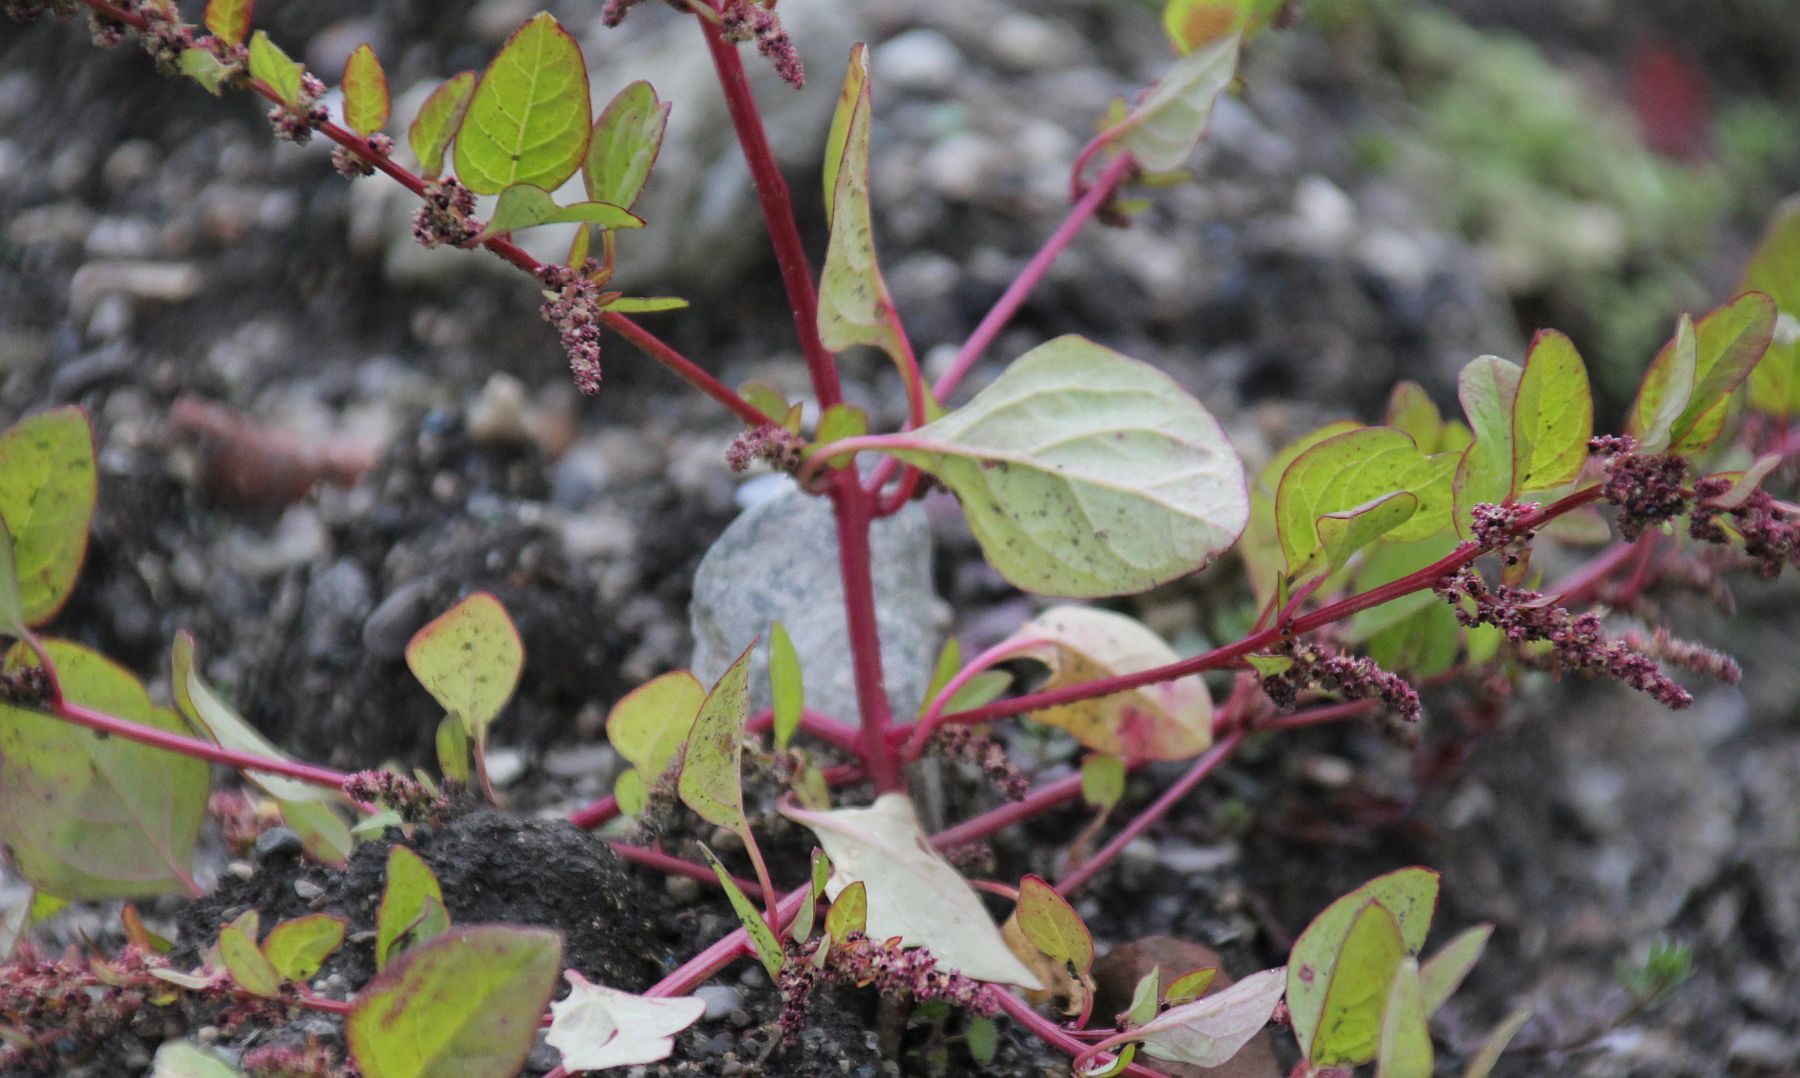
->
[0,406,96,626]
[0,640,206,899]
[1000,606,1211,760]
[1510,330,1592,494]
[203,0,252,47]
[375,845,449,971]
[263,913,346,982]
[247,31,303,107]
[678,643,754,835]
[700,846,782,978]
[475,183,642,241]
[584,80,668,211]
[882,335,1247,598]
[769,621,803,751]
[347,926,561,1078]
[783,793,1044,988]
[1129,966,1285,1067]
[1275,427,1454,576]
[1742,197,1800,416]
[1108,34,1239,172]
[546,969,704,1071]
[408,71,476,179]
[1376,958,1432,1078]
[454,13,591,195]
[341,44,389,138]
[172,632,338,805]
[607,671,702,816]
[1628,315,1698,455]
[220,923,281,998]
[817,45,907,367]
[1287,868,1440,1060]
[405,592,524,745]
[1312,900,1408,1066]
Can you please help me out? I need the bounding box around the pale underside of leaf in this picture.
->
[1132,966,1286,1067]
[1111,33,1241,172]
[547,970,705,1071]
[817,44,905,365]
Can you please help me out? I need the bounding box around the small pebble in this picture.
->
[253,827,304,861]
[294,879,325,901]
[694,984,744,1020]
[665,874,702,905]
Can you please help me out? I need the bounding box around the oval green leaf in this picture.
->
[1275,427,1455,576]
[263,913,347,982]
[453,13,591,195]
[1451,355,1523,537]
[1627,314,1697,455]
[405,592,524,743]
[700,845,782,978]
[1641,292,1777,454]
[347,925,562,1078]
[1080,753,1126,812]
[768,621,803,751]
[1015,874,1093,973]
[1287,867,1440,1060]
[203,0,253,47]
[677,642,754,835]
[585,80,669,211]
[408,71,476,180]
[607,670,703,816]
[475,184,643,242]
[342,44,390,138]
[882,335,1247,598]
[247,30,304,107]
[376,845,449,971]
[1376,958,1433,1078]
[1312,900,1407,1066]
[817,44,906,367]
[0,406,96,626]
[0,640,207,900]
[1418,922,1492,1018]
[1510,329,1592,494]
[220,923,281,999]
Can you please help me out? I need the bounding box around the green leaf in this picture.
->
[1241,420,1361,609]
[1654,293,1778,454]
[1126,967,1162,1026]
[342,44,390,139]
[247,31,304,107]
[375,845,449,971]
[1462,1006,1532,1078]
[1287,868,1440,1060]
[999,606,1212,759]
[0,519,27,641]
[824,880,867,945]
[1451,356,1524,537]
[822,43,867,229]
[769,622,803,751]
[1080,753,1126,812]
[700,846,782,978]
[944,670,1012,712]
[0,640,207,899]
[966,1016,999,1065]
[1312,900,1408,1066]
[1742,196,1800,417]
[262,913,346,982]
[1307,492,1420,582]
[1628,315,1698,455]
[220,923,281,999]
[604,296,688,314]
[606,671,703,817]
[435,714,470,785]
[1418,923,1492,1017]
[405,592,524,745]
[476,184,643,242]
[278,798,352,867]
[172,632,338,804]
[1164,966,1217,1005]
[1108,34,1239,172]
[1275,427,1455,576]
[152,1041,245,1078]
[792,848,829,943]
[677,642,754,835]
[1162,0,1283,52]
[203,0,253,47]
[1510,330,1593,494]
[1015,874,1093,973]
[1129,967,1286,1068]
[1376,958,1433,1078]
[0,407,96,627]
[882,335,1247,598]
[1383,382,1446,451]
[347,925,561,1078]
[584,80,669,211]
[180,47,236,95]
[921,638,962,719]
[817,45,906,367]
[453,13,591,195]
[408,71,476,180]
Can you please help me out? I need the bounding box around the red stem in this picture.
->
[829,474,903,792]
[607,842,764,900]
[47,699,354,791]
[991,991,1178,1078]
[645,884,811,997]
[600,312,775,427]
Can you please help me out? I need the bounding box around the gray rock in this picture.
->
[694,984,744,1021]
[362,578,436,660]
[690,486,937,725]
[875,29,963,95]
[253,828,303,862]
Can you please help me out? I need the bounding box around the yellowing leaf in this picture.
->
[404,592,524,744]
[262,913,346,982]
[1080,753,1126,811]
[1108,34,1239,172]
[408,72,476,180]
[1312,900,1407,1066]
[1165,965,1218,1005]
[584,81,669,212]
[0,640,206,900]
[1015,874,1093,972]
[1287,868,1440,1061]
[475,184,643,242]
[825,879,867,944]
[882,336,1247,598]
[817,45,907,368]
[1376,958,1433,1078]
[546,970,704,1071]
[1510,330,1592,494]
[1000,606,1212,760]
[0,406,96,626]
[203,0,253,47]
[341,44,390,139]
[606,671,703,817]
[1162,0,1283,52]
[347,926,561,1078]
[375,845,449,971]
[1308,492,1420,582]
[247,31,304,107]
[152,1041,244,1078]
[822,44,867,228]
[454,13,591,195]
[1742,196,1800,417]
[1650,293,1777,453]
[783,793,1044,988]
[0,520,26,641]
[678,643,754,835]
[1129,966,1286,1068]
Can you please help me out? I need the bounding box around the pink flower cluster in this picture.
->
[726,423,807,474]
[341,768,453,824]
[267,73,329,145]
[720,0,805,88]
[538,260,608,395]
[332,134,395,179]
[929,724,1031,801]
[1435,567,1693,708]
[1688,476,1800,578]
[1254,640,1421,724]
[0,663,53,706]
[410,178,481,250]
[1594,437,1691,540]
[778,933,998,1047]
[1469,500,1539,566]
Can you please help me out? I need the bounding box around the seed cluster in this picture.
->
[1688,476,1800,578]
[778,933,997,1047]
[720,0,805,88]
[410,177,482,251]
[538,261,608,395]
[341,769,453,825]
[1254,640,1422,724]
[929,724,1031,801]
[331,133,395,179]
[726,423,808,475]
